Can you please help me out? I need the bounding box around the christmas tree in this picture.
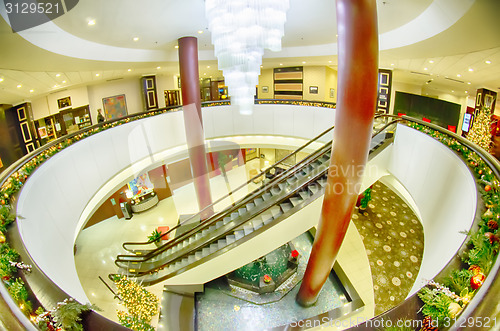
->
[113,275,159,331]
[468,107,493,151]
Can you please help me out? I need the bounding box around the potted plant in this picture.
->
[359,187,372,211]
[148,229,162,246]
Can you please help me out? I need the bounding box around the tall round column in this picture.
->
[178,37,214,219]
[296,0,378,306]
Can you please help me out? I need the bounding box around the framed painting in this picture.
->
[57,96,72,109]
[102,94,128,120]
[309,86,318,94]
[17,107,26,121]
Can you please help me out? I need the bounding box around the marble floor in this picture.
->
[74,155,420,330]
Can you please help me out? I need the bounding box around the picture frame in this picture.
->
[309,86,318,94]
[262,86,269,93]
[17,107,26,121]
[38,126,48,138]
[330,88,335,98]
[57,96,72,109]
[102,94,128,120]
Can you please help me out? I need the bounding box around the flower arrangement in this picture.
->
[263,274,272,283]
[291,250,299,259]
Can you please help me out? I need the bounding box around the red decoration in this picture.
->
[479,170,483,175]
[291,250,299,259]
[0,200,4,205]
[485,185,492,192]
[470,272,485,290]
[468,265,481,275]
[484,232,500,244]
[487,220,498,230]
[263,274,272,283]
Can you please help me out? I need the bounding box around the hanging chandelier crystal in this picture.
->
[205,0,290,115]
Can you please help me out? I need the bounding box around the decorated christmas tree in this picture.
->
[113,275,159,331]
[467,107,493,151]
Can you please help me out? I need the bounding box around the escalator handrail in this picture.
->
[121,113,394,252]
[115,118,401,268]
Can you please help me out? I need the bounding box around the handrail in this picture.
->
[115,118,401,270]
[121,121,337,252]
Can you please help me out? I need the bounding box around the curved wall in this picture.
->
[387,124,477,296]
[15,104,335,303]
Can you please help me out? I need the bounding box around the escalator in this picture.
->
[112,117,399,286]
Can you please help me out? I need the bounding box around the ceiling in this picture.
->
[0,0,499,106]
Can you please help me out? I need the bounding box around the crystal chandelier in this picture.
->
[205,0,290,115]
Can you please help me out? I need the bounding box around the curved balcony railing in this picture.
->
[0,102,498,330]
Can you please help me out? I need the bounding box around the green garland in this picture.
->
[409,123,500,329]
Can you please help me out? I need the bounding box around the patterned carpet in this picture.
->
[352,181,424,315]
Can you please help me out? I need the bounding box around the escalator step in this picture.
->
[223,216,231,224]
[195,251,204,260]
[234,230,245,240]
[270,205,283,218]
[278,183,286,190]
[261,212,273,225]
[210,243,218,253]
[289,197,303,207]
[252,219,264,230]
[280,202,293,213]
[231,212,239,220]
[243,224,254,235]
[238,208,247,216]
[246,202,256,210]
[254,197,264,206]
[218,239,227,248]
[226,234,236,245]
[286,177,296,185]
[209,225,217,232]
[202,247,211,257]
[262,192,272,201]
[195,233,202,240]
[216,220,224,228]
[299,191,311,200]
[188,255,196,264]
[308,184,319,195]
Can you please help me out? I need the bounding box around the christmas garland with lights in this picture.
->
[112,275,159,331]
[409,122,500,330]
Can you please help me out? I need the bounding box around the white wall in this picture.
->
[387,124,477,296]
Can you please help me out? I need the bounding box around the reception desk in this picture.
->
[130,191,159,213]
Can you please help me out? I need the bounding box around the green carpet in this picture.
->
[352,181,424,315]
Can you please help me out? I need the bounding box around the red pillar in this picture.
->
[178,37,213,219]
[296,0,378,306]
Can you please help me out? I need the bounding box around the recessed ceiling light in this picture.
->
[390,63,394,66]
[62,80,66,83]
[53,85,58,88]
[424,68,428,71]
[174,45,179,49]
[157,66,161,69]
[451,90,454,93]
[56,73,61,77]
[429,60,434,63]
[127,69,132,72]
[0,78,3,82]
[279,63,283,66]
[133,37,139,42]
[207,65,210,68]
[16,84,22,88]
[457,74,461,77]
[485,60,491,64]
[467,82,471,85]
[95,73,100,77]
[88,19,96,26]
[30,89,34,93]
[198,30,203,34]
[260,65,263,68]
[465,91,468,93]
[302,61,306,64]
[203,73,207,75]
[468,68,473,72]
